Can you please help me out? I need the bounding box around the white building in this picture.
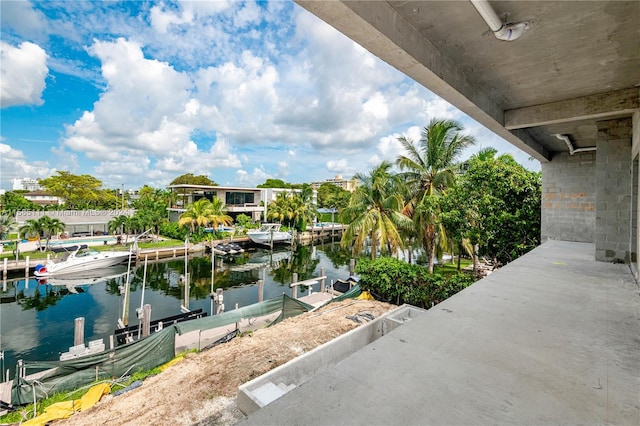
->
[11,178,41,191]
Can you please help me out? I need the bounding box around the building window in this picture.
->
[226,192,255,206]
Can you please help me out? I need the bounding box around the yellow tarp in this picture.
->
[22,383,111,426]
[355,290,374,300]
[158,355,184,371]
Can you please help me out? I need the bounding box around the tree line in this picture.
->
[2,118,540,271]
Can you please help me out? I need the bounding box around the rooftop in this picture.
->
[240,240,640,424]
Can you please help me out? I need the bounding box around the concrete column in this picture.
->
[595,117,633,263]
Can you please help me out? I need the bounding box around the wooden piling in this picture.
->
[258,279,264,302]
[349,259,355,276]
[142,304,151,337]
[216,288,224,314]
[320,268,326,292]
[3,258,7,280]
[292,273,298,299]
[25,256,30,277]
[74,317,85,346]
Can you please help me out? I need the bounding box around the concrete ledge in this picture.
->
[237,304,426,415]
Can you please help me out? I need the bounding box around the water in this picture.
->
[0,242,353,378]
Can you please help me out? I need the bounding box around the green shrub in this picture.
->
[355,257,475,308]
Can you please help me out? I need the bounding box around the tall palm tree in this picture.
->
[267,192,297,227]
[19,219,44,251]
[38,216,65,251]
[208,197,233,229]
[396,118,475,272]
[0,214,17,239]
[178,198,232,237]
[340,161,411,259]
[108,215,128,236]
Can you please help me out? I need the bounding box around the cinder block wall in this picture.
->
[595,118,632,263]
[541,152,596,242]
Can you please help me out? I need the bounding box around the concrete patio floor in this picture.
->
[238,240,640,425]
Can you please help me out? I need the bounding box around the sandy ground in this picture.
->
[58,299,395,426]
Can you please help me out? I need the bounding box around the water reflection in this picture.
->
[0,243,351,377]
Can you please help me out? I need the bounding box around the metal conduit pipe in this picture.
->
[554,134,597,155]
[469,0,529,41]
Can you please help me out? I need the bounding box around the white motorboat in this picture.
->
[34,245,133,277]
[247,223,292,245]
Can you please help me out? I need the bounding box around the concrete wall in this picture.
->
[595,118,633,262]
[541,152,596,242]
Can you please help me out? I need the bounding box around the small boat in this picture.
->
[333,276,359,294]
[212,242,245,256]
[34,245,134,277]
[247,223,292,245]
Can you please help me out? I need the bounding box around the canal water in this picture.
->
[0,242,353,378]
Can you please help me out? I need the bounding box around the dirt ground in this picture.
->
[59,299,395,426]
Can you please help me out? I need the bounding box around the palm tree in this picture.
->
[38,216,65,251]
[267,192,297,227]
[19,219,44,251]
[294,183,318,231]
[340,161,411,259]
[208,197,233,229]
[108,215,128,236]
[396,118,475,272]
[0,214,17,239]
[178,198,232,237]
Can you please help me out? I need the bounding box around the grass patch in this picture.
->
[434,258,473,275]
[0,362,177,424]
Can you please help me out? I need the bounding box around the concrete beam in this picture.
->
[505,88,640,130]
[295,0,551,162]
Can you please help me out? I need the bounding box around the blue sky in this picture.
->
[0,0,539,192]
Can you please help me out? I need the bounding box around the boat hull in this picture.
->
[35,251,132,277]
[247,232,292,245]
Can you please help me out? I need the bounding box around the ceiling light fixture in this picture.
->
[469,0,529,41]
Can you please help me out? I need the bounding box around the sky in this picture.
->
[0,0,540,192]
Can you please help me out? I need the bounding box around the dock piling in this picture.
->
[3,258,7,280]
[25,256,30,277]
[320,268,326,292]
[74,317,85,346]
[142,304,151,337]
[292,273,298,299]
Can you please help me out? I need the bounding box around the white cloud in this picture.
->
[0,41,48,107]
[234,1,261,28]
[326,159,355,176]
[423,97,463,121]
[0,143,54,185]
[0,0,47,40]
[236,166,270,187]
[150,3,194,34]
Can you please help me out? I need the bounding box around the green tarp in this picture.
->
[10,289,362,406]
[175,294,314,335]
[12,326,176,405]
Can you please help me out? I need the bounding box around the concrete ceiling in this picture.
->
[295,1,640,162]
